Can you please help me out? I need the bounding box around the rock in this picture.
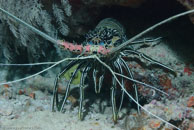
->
[148,119,162,129]
[26,75,55,92]
[0,107,13,116]
[187,96,194,107]
[35,106,44,111]
[124,113,145,130]
[188,121,194,130]
[0,87,13,99]
[33,91,45,100]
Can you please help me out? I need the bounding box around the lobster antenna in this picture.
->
[109,9,194,55]
[0,7,59,45]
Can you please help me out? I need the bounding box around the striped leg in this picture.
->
[130,37,162,45]
[122,50,174,72]
[114,59,125,113]
[92,62,98,93]
[93,63,105,94]
[119,57,140,113]
[111,61,118,123]
[78,62,91,120]
[51,60,79,111]
[98,70,105,93]
[60,61,85,112]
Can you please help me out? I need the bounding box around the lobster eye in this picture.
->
[89,41,93,45]
[99,42,104,46]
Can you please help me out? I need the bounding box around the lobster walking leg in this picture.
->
[122,50,174,72]
[51,60,80,111]
[93,62,105,94]
[119,57,140,113]
[130,37,162,45]
[78,65,88,120]
[78,63,90,120]
[114,59,125,113]
[98,69,105,93]
[60,61,85,112]
[111,62,118,122]
[92,62,98,93]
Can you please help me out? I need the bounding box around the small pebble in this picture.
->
[0,107,13,116]
[33,90,45,100]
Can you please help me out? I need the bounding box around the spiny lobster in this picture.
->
[0,7,194,130]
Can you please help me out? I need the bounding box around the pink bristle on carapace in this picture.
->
[68,43,76,51]
[58,40,111,55]
[98,46,110,55]
[59,41,80,52]
[58,41,70,50]
[74,45,83,53]
[84,45,91,53]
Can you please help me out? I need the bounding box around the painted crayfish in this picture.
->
[1,7,194,130]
